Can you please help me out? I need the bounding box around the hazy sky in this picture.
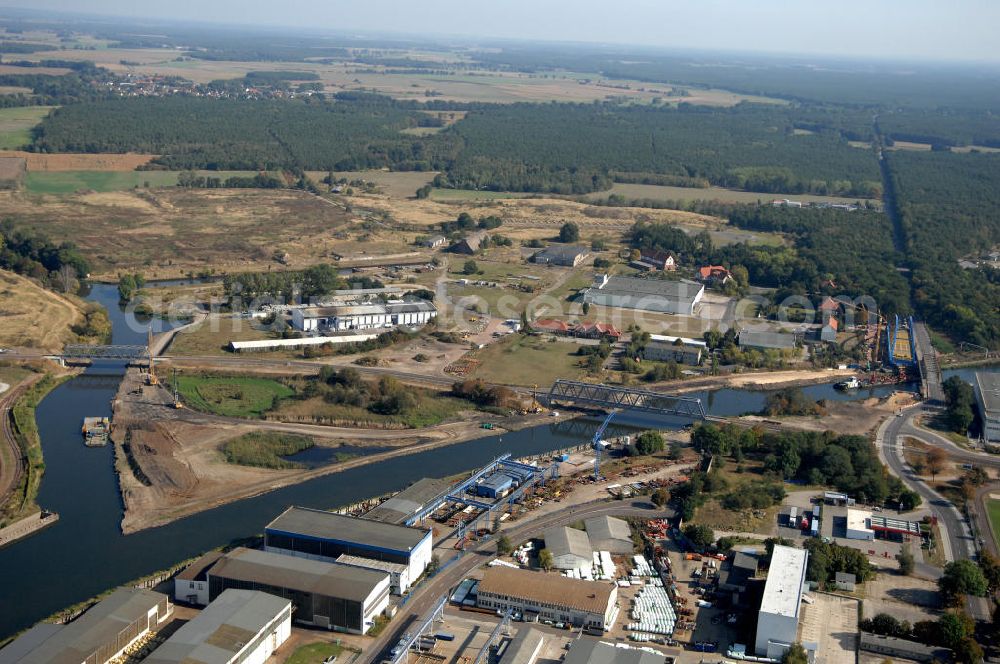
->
[6,0,1000,62]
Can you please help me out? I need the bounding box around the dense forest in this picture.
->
[31,94,458,171]
[886,150,1000,347]
[440,102,881,195]
[879,109,1000,148]
[0,219,90,285]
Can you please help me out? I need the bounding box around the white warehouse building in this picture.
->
[755,545,809,659]
[145,589,291,664]
[846,510,875,541]
[974,372,1000,443]
[582,275,704,316]
[291,300,437,332]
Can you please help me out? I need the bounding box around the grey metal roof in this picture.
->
[976,371,1000,415]
[860,632,952,660]
[592,275,703,300]
[564,640,667,664]
[209,548,388,603]
[266,506,430,553]
[298,300,435,319]
[835,572,856,583]
[365,477,453,524]
[336,554,409,576]
[738,329,797,350]
[584,516,631,544]
[144,590,289,664]
[499,628,545,664]
[177,551,225,582]
[0,588,168,664]
[733,552,758,573]
[543,526,593,562]
[534,245,589,261]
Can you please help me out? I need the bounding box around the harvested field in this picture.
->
[585,182,879,205]
[0,269,82,351]
[0,150,156,171]
[0,188,356,279]
[0,157,25,185]
[0,65,69,76]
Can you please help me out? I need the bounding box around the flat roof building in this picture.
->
[738,329,798,351]
[755,545,808,659]
[335,554,411,595]
[563,640,670,664]
[208,547,390,634]
[642,334,705,366]
[144,590,291,664]
[584,516,633,554]
[0,588,172,664]
[265,506,433,584]
[543,526,594,572]
[477,473,514,499]
[582,275,704,316]
[846,510,875,541]
[532,245,590,267]
[476,567,618,631]
[975,371,1000,443]
[497,628,545,664]
[291,300,436,332]
[364,477,452,525]
[718,551,758,594]
[174,550,224,606]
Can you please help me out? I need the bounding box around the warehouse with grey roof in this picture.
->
[582,275,704,315]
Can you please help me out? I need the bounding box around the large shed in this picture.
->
[584,516,633,554]
[543,526,594,572]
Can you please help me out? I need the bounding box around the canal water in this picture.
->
[0,286,995,638]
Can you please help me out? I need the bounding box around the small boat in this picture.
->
[834,376,861,391]
[82,417,110,447]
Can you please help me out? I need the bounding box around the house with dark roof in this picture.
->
[636,248,677,272]
[697,265,733,285]
[532,245,590,267]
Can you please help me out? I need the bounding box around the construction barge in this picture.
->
[82,417,110,447]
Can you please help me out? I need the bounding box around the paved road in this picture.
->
[878,404,991,620]
[361,500,674,664]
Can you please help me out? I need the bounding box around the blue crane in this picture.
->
[592,409,618,480]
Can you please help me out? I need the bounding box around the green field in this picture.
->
[0,106,53,150]
[470,334,592,387]
[176,374,294,418]
[584,182,879,205]
[222,431,315,469]
[987,499,1000,552]
[286,642,343,664]
[23,170,272,194]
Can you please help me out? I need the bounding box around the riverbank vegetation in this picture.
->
[221,432,315,469]
[176,373,294,418]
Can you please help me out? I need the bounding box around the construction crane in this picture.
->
[592,409,618,481]
[146,327,158,386]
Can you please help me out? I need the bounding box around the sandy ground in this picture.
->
[737,391,918,437]
[0,150,156,171]
[0,383,8,396]
[110,368,554,533]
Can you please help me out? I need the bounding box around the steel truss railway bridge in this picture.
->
[544,379,707,420]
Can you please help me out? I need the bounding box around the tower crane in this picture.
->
[592,409,618,481]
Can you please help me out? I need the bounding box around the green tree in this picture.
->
[538,548,554,571]
[634,430,665,455]
[463,259,479,275]
[979,551,1000,593]
[497,535,513,556]
[781,644,808,664]
[559,222,580,243]
[651,488,669,507]
[682,523,715,548]
[943,376,976,434]
[896,546,915,576]
[939,560,988,603]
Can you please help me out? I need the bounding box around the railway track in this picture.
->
[0,378,36,511]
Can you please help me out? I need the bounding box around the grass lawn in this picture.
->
[987,499,1000,552]
[0,106,53,150]
[273,389,472,429]
[168,315,283,356]
[285,642,343,664]
[176,373,294,418]
[470,335,592,387]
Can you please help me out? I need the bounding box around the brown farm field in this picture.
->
[0,188,367,279]
[0,269,83,351]
[0,150,157,171]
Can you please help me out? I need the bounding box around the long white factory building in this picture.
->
[755,545,809,659]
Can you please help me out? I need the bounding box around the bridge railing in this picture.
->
[62,345,150,360]
[545,379,706,419]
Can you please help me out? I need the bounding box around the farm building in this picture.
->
[636,248,677,272]
[543,526,594,572]
[532,245,590,267]
[0,588,172,664]
[290,300,436,332]
[738,329,798,351]
[476,567,618,631]
[975,371,1000,443]
[207,547,390,634]
[846,510,875,541]
[420,235,447,249]
[449,231,487,254]
[582,275,704,316]
[642,334,705,365]
[144,590,291,664]
[264,506,433,584]
[584,516,633,554]
[174,550,224,605]
[364,477,452,525]
[755,545,809,659]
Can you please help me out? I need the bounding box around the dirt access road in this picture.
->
[0,374,42,513]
